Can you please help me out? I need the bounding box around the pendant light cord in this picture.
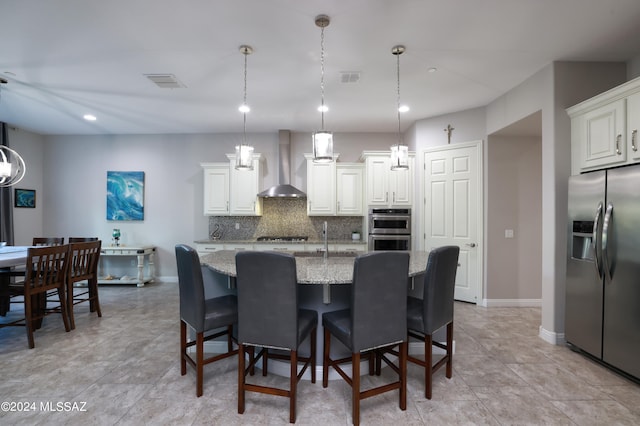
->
[243,50,248,143]
[320,24,326,130]
[396,49,402,144]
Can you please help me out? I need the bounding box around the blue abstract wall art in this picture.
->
[14,188,36,208]
[107,171,144,221]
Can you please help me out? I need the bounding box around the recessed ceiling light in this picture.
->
[398,105,410,113]
[427,67,437,73]
[83,114,97,121]
[318,105,329,113]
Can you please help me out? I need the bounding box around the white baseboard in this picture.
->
[539,326,566,345]
[482,298,542,307]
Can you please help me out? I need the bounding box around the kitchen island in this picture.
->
[200,249,429,285]
[199,249,431,380]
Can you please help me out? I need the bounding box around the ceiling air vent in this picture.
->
[144,74,186,89]
[340,71,361,84]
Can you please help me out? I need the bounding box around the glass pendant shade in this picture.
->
[235,143,254,170]
[390,143,409,170]
[390,45,409,171]
[0,146,26,187]
[312,15,334,163]
[312,131,333,163]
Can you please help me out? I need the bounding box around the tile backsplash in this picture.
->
[208,198,364,241]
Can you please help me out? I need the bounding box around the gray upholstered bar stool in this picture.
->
[407,245,460,399]
[235,251,318,424]
[175,244,238,397]
[322,251,410,426]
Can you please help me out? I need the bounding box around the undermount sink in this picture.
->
[293,251,360,258]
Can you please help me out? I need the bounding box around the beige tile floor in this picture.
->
[1,281,640,425]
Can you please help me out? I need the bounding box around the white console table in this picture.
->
[98,245,156,287]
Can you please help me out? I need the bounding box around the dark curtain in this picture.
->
[0,122,14,245]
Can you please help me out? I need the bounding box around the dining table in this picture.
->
[0,246,30,316]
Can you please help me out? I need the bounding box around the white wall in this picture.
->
[486,134,541,300]
[22,131,396,279]
[486,61,627,342]
[8,127,44,244]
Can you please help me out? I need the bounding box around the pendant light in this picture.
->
[235,45,254,170]
[390,45,409,170]
[0,145,26,187]
[312,14,333,163]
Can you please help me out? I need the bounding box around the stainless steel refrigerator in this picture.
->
[566,164,640,380]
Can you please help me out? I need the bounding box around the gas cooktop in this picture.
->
[256,236,308,242]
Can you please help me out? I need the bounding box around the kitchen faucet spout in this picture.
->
[323,221,328,260]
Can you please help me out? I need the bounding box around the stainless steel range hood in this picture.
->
[257,130,306,198]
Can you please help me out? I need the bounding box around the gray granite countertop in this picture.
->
[200,250,430,284]
[194,239,365,245]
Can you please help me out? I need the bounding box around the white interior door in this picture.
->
[423,141,482,303]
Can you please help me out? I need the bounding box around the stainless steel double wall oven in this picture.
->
[368,208,411,251]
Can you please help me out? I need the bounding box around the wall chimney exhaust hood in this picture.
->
[257,130,307,198]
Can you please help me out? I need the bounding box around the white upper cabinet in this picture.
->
[361,151,414,207]
[201,153,263,216]
[226,154,263,216]
[568,76,640,174]
[201,163,229,215]
[336,164,364,216]
[627,91,640,162]
[305,154,337,215]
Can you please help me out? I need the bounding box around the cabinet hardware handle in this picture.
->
[466,243,476,248]
[616,134,622,155]
[632,130,638,152]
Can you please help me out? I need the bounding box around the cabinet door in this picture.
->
[580,99,626,170]
[203,165,229,215]
[229,158,262,215]
[307,160,336,215]
[366,157,390,206]
[627,92,640,162]
[389,157,414,206]
[336,165,364,215]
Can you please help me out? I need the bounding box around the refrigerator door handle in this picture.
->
[593,202,604,279]
[602,202,614,284]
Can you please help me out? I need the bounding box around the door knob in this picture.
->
[466,243,476,248]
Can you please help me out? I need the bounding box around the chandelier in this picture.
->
[390,45,409,170]
[312,14,334,163]
[235,45,254,170]
[0,145,26,187]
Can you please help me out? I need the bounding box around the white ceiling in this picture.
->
[2,0,640,136]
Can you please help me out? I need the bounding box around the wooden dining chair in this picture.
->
[22,244,72,348]
[33,237,65,246]
[1,237,66,312]
[66,240,102,329]
[68,237,99,243]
